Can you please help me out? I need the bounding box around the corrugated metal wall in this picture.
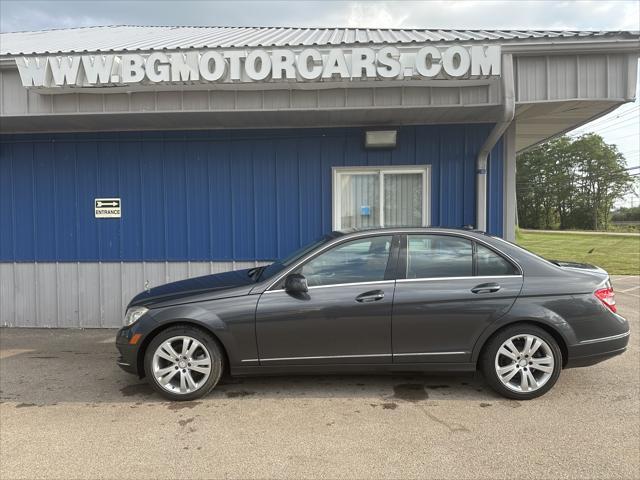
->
[0,125,503,262]
[0,124,505,327]
[0,68,499,117]
[0,261,265,328]
[515,53,632,102]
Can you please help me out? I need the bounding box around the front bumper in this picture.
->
[565,330,630,368]
[116,326,142,375]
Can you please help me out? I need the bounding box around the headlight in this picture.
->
[124,306,148,326]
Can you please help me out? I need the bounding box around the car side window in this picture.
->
[407,235,473,278]
[476,244,519,276]
[296,236,392,287]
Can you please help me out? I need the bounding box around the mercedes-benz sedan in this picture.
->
[116,228,629,401]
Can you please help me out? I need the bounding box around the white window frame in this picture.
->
[332,165,431,230]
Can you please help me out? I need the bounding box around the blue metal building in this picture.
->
[0,126,503,263]
[0,27,637,327]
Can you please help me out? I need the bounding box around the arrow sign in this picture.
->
[95,198,121,218]
[96,201,119,207]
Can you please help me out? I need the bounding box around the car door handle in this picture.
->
[356,290,385,303]
[471,283,501,294]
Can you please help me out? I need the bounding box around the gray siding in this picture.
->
[515,53,635,102]
[2,53,634,119]
[0,262,266,328]
[0,69,500,116]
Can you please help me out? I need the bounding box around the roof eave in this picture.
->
[1,36,638,59]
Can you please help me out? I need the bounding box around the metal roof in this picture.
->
[1,25,638,56]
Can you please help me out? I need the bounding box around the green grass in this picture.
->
[516,230,640,275]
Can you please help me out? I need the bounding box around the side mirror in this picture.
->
[284,273,308,293]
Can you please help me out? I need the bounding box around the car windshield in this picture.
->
[257,234,335,281]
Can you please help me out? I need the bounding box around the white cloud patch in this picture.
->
[0,4,110,32]
[1,0,638,32]
[344,2,409,28]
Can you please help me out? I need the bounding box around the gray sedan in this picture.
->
[116,228,629,401]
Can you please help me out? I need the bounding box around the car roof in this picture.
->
[334,226,488,239]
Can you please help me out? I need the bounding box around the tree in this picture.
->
[612,206,640,222]
[516,134,635,230]
[516,136,576,229]
[570,134,635,230]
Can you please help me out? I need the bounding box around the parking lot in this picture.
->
[1,275,638,480]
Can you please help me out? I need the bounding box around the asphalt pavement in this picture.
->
[1,275,638,479]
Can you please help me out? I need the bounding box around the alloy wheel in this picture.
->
[151,336,212,394]
[494,334,555,393]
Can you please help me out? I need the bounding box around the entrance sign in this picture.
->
[95,198,121,218]
[17,45,501,89]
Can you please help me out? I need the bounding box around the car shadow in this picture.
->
[0,328,504,406]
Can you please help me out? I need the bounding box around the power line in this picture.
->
[605,133,640,142]
[516,173,640,189]
[579,106,640,128]
[515,170,640,190]
[566,131,639,143]
[568,117,639,136]
[573,105,640,130]
[570,110,639,131]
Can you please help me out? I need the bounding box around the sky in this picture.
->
[1,0,639,206]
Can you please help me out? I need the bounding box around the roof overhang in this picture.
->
[0,27,638,153]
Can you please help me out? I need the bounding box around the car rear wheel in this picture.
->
[144,325,224,401]
[481,324,562,400]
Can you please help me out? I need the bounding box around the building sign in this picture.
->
[95,198,121,218]
[16,45,501,89]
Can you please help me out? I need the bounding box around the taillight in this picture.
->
[595,285,617,313]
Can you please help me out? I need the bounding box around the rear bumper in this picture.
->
[565,331,630,368]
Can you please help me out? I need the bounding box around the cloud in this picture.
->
[0,3,111,32]
[344,2,410,28]
[1,0,638,33]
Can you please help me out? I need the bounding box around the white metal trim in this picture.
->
[264,278,396,294]
[242,351,469,363]
[248,353,393,363]
[393,351,468,356]
[379,170,385,228]
[578,331,630,345]
[307,279,395,291]
[397,275,522,283]
[502,122,517,241]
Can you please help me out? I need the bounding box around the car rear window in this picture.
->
[476,244,519,276]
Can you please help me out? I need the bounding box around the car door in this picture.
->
[392,234,523,364]
[255,234,399,365]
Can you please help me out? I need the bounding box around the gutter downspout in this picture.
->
[476,53,515,232]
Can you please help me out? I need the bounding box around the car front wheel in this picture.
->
[144,325,224,401]
[481,324,562,400]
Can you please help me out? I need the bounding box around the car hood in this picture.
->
[128,268,258,308]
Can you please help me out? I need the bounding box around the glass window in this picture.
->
[476,244,518,276]
[334,168,427,229]
[339,173,380,229]
[259,235,334,281]
[407,235,473,279]
[297,236,392,287]
[384,173,423,227]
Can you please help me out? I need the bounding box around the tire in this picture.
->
[144,325,224,401]
[481,324,562,400]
